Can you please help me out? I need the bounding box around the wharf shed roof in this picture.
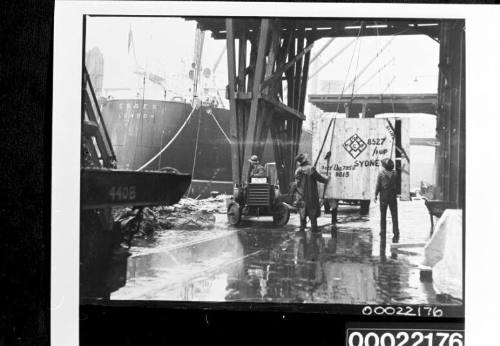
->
[186,18,441,41]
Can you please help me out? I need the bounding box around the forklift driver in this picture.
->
[247,155,266,182]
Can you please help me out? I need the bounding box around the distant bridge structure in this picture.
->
[309,93,438,117]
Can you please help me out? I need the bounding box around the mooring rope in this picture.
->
[208,109,232,144]
[136,103,197,171]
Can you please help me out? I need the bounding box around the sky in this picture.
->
[85,16,439,101]
[309,35,439,95]
[85,16,227,100]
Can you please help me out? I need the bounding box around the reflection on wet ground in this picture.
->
[109,201,459,305]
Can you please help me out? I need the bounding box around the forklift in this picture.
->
[227,163,290,226]
[213,19,311,229]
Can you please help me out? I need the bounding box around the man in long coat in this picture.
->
[294,153,329,232]
[374,158,400,243]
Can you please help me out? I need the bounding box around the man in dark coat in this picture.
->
[247,155,266,182]
[374,158,400,243]
[294,153,329,232]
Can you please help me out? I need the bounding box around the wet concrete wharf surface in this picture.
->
[108,200,462,306]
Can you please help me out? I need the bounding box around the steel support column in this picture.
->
[435,20,465,208]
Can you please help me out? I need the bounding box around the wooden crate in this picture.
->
[312,117,410,201]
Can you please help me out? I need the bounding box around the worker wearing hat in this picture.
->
[375,157,400,243]
[294,153,330,232]
[247,155,266,182]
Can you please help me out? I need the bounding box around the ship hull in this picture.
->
[101,99,312,197]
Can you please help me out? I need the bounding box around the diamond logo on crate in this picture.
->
[343,134,367,159]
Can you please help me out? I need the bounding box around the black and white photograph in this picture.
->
[51,1,500,344]
[79,13,464,310]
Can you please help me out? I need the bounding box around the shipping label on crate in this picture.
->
[312,117,410,201]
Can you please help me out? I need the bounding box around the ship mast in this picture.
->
[191,26,205,100]
[211,46,227,108]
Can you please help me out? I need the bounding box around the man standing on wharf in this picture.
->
[374,158,400,243]
[294,153,330,232]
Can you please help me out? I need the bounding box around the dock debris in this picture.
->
[113,195,230,243]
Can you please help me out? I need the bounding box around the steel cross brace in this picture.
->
[225,18,312,192]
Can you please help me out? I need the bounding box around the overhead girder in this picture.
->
[188,18,440,41]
